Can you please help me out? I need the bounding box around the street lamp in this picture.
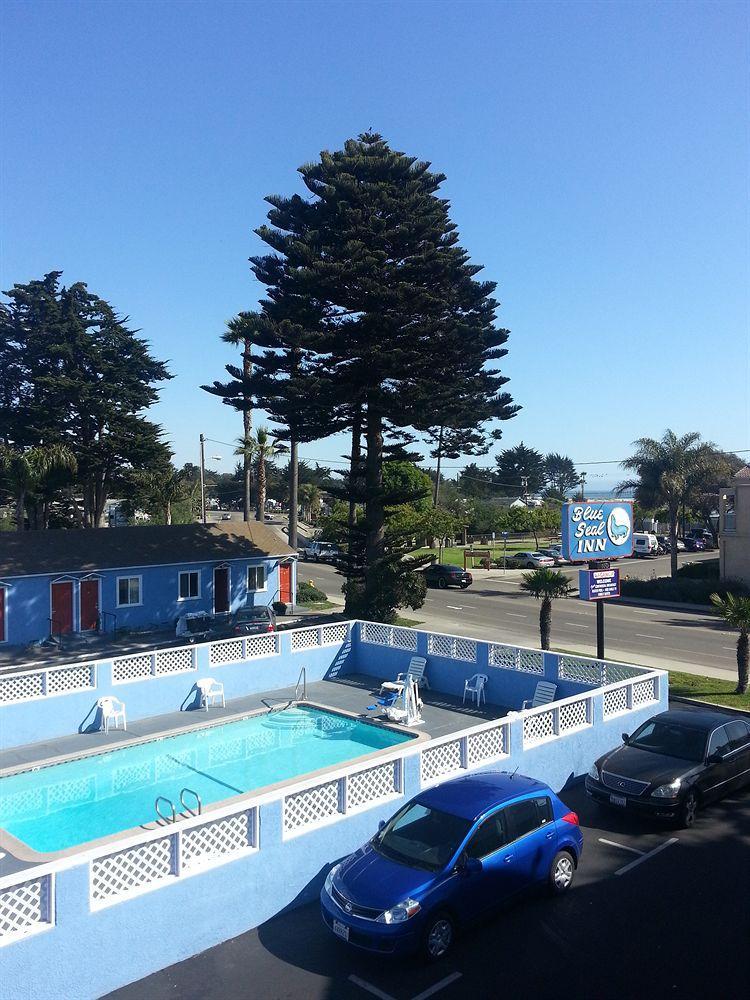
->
[199,433,223,524]
[579,472,587,501]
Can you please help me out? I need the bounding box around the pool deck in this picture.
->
[0,673,509,879]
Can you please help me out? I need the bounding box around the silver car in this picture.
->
[539,547,569,566]
[511,551,556,569]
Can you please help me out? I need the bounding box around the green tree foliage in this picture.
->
[710,593,750,694]
[494,442,546,495]
[544,452,579,499]
[691,449,743,543]
[520,568,573,649]
[0,444,77,531]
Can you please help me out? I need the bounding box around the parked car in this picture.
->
[681,536,706,552]
[221,512,232,521]
[302,540,341,563]
[655,535,686,555]
[424,564,473,589]
[321,772,583,960]
[538,548,569,566]
[687,528,716,549]
[508,551,556,569]
[585,708,750,828]
[223,604,276,636]
[632,532,659,558]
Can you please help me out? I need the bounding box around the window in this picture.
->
[117,576,141,607]
[503,797,548,843]
[178,571,200,600]
[372,802,472,873]
[724,721,750,752]
[707,726,732,757]
[247,566,266,592]
[466,812,508,859]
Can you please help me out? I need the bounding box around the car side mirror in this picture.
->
[707,750,724,764]
[621,733,630,745]
[378,819,386,832]
[464,857,482,875]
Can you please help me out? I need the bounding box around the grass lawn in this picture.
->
[666,670,749,711]
[410,541,558,567]
[298,600,337,611]
[393,615,424,628]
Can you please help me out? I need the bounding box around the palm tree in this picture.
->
[0,444,77,531]
[520,568,573,650]
[222,312,261,522]
[619,430,715,578]
[237,428,287,522]
[143,469,193,525]
[710,593,750,694]
[299,482,321,524]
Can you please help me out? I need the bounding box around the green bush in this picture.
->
[676,558,720,580]
[621,575,749,604]
[297,580,327,604]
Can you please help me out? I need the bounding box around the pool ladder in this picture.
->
[154,787,202,824]
[295,666,307,702]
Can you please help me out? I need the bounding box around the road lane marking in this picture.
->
[565,623,590,628]
[598,837,644,856]
[505,612,527,618]
[411,972,463,1000]
[634,634,662,640]
[614,837,678,875]
[349,976,395,1000]
[722,646,735,651]
[445,606,463,611]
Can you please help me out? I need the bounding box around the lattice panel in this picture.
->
[114,761,153,792]
[427,633,455,658]
[602,662,643,684]
[208,737,247,767]
[245,633,278,659]
[112,653,153,683]
[421,739,463,783]
[467,725,506,765]
[391,627,418,651]
[523,709,556,745]
[559,699,589,732]
[0,671,45,704]
[347,762,397,809]
[209,638,244,665]
[155,647,194,675]
[290,628,319,652]
[48,775,96,810]
[559,656,603,685]
[155,751,195,779]
[488,644,519,669]
[91,836,175,903]
[181,810,254,871]
[603,686,629,718]
[360,622,392,646]
[0,876,50,941]
[631,678,657,706]
[46,663,95,695]
[320,623,349,646]
[518,650,544,674]
[284,779,341,833]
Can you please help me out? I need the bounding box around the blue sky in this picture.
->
[2,0,748,489]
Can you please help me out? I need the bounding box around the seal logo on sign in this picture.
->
[606,506,631,546]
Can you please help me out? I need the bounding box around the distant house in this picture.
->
[719,466,750,586]
[0,522,297,647]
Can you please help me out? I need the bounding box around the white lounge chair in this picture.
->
[522,681,557,710]
[463,673,488,707]
[98,696,127,733]
[380,656,429,697]
[197,678,225,711]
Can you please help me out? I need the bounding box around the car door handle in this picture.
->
[504,855,513,863]
[546,832,554,840]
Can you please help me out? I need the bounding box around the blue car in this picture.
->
[320,771,583,960]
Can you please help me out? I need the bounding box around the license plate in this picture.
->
[610,794,627,808]
[333,919,350,942]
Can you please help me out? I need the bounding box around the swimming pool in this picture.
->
[0,706,414,854]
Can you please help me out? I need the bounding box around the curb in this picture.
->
[616,597,714,613]
[670,695,750,718]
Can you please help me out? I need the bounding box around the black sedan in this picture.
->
[585,708,750,827]
[423,563,473,589]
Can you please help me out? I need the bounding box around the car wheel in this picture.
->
[526,562,535,569]
[679,790,699,829]
[437,578,448,589]
[422,911,454,962]
[549,850,575,894]
[460,582,470,589]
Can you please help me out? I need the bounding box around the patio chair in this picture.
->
[98,696,127,733]
[463,673,488,707]
[522,681,557,710]
[196,678,225,711]
[379,656,429,697]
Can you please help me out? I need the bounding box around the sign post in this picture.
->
[502,531,508,574]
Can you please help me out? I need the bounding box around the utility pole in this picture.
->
[200,433,207,525]
[579,472,587,500]
[521,475,529,504]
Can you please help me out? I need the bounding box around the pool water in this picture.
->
[0,707,412,853]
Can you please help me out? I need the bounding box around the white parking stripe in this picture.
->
[349,975,396,1000]
[634,634,662,640]
[615,837,678,875]
[411,972,463,1000]
[505,612,527,618]
[565,623,590,628]
[598,837,644,856]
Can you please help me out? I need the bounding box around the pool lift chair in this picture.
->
[98,696,127,733]
[197,677,226,711]
[383,677,423,727]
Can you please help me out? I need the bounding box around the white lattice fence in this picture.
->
[346,761,399,810]
[181,810,256,872]
[155,647,195,675]
[321,623,349,646]
[91,836,176,906]
[284,779,341,834]
[0,670,45,704]
[523,708,556,746]
[112,653,154,684]
[46,663,96,695]
[209,638,244,665]
[488,643,519,669]
[631,677,657,707]
[427,634,477,662]
[467,724,506,765]
[603,662,646,684]
[421,739,463,784]
[391,626,418,651]
[360,622,393,646]
[518,649,544,674]
[245,633,279,659]
[559,656,604,685]
[290,628,319,652]
[603,686,629,718]
[0,876,52,944]
[559,698,590,733]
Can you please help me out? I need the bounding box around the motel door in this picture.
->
[51,580,74,635]
[213,566,230,614]
[279,563,292,604]
[80,579,100,632]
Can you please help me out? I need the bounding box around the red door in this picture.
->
[213,566,230,614]
[51,581,74,635]
[0,586,5,642]
[279,563,292,604]
[80,579,100,631]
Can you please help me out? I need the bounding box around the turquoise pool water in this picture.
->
[0,707,412,853]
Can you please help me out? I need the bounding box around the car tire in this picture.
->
[437,578,448,589]
[548,850,576,894]
[422,911,454,962]
[460,582,470,589]
[526,562,535,569]
[679,790,699,829]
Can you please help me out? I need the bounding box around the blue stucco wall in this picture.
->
[1,556,296,647]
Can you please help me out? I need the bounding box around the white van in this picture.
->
[632,532,659,558]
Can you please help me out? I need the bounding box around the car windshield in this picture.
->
[236,608,269,621]
[372,802,472,872]
[628,720,706,762]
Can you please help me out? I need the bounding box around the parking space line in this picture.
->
[615,837,678,875]
[411,972,463,1000]
[349,975,396,1000]
[598,837,644,856]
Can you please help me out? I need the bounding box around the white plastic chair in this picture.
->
[98,696,127,733]
[380,656,430,697]
[463,673,488,707]
[197,678,225,711]
[522,681,557,710]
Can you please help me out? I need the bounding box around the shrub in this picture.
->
[272,601,288,616]
[676,558,720,580]
[297,580,327,604]
[621,575,749,605]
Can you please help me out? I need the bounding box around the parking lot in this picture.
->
[109,780,750,1000]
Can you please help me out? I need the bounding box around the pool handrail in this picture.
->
[154,795,176,825]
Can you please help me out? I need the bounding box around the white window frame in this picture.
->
[247,565,267,593]
[178,570,201,601]
[116,575,142,608]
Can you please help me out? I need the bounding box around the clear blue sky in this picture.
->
[2,0,748,489]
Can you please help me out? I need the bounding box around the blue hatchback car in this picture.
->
[321,771,583,960]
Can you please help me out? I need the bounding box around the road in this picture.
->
[300,554,737,679]
[108,780,750,1000]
